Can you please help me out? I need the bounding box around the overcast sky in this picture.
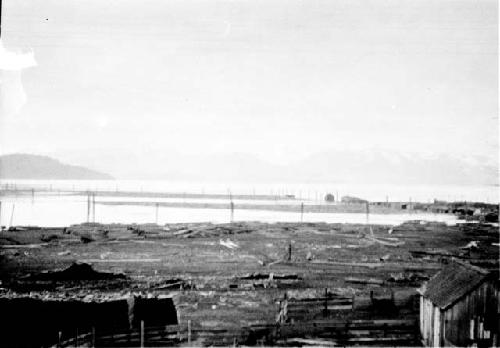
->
[0,0,498,166]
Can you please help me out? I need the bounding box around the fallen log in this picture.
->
[345,277,384,285]
[366,235,405,247]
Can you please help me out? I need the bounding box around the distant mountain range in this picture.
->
[0,154,113,180]
[56,150,497,186]
[1,151,497,186]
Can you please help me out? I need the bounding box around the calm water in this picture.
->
[1,179,496,227]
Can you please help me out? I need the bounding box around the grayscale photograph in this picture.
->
[0,0,498,347]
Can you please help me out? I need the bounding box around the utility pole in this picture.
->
[92,192,96,223]
[366,201,370,224]
[87,192,90,223]
[230,201,234,223]
[9,204,15,228]
[366,201,373,236]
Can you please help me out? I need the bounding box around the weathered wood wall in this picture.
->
[443,280,499,347]
[421,279,499,347]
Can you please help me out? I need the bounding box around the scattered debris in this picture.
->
[366,235,405,247]
[387,272,429,284]
[57,250,71,256]
[285,338,338,346]
[410,249,453,258]
[461,241,479,250]
[220,238,239,249]
[100,252,112,259]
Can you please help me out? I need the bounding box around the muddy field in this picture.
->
[0,221,498,346]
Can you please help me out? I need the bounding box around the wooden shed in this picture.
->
[418,260,499,347]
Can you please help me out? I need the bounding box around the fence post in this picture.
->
[187,320,192,345]
[92,192,96,223]
[9,203,15,228]
[92,327,95,348]
[300,203,304,222]
[87,192,90,223]
[140,320,144,348]
[58,331,62,347]
[365,201,370,234]
[230,201,235,223]
[75,328,79,347]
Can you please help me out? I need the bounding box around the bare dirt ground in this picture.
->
[0,221,498,346]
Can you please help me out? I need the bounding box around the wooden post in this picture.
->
[366,202,372,236]
[9,203,15,228]
[92,192,96,223]
[300,202,304,222]
[288,241,292,261]
[0,201,2,230]
[75,327,79,347]
[140,320,144,348]
[230,201,234,223]
[155,203,159,224]
[91,327,95,348]
[87,192,90,223]
[187,320,192,345]
[58,331,62,347]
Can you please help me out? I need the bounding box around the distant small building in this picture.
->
[324,193,335,202]
[418,260,499,347]
[340,195,367,204]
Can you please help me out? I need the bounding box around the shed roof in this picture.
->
[419,260,491,310]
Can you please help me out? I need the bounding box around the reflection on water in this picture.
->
[0,193,459,227]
